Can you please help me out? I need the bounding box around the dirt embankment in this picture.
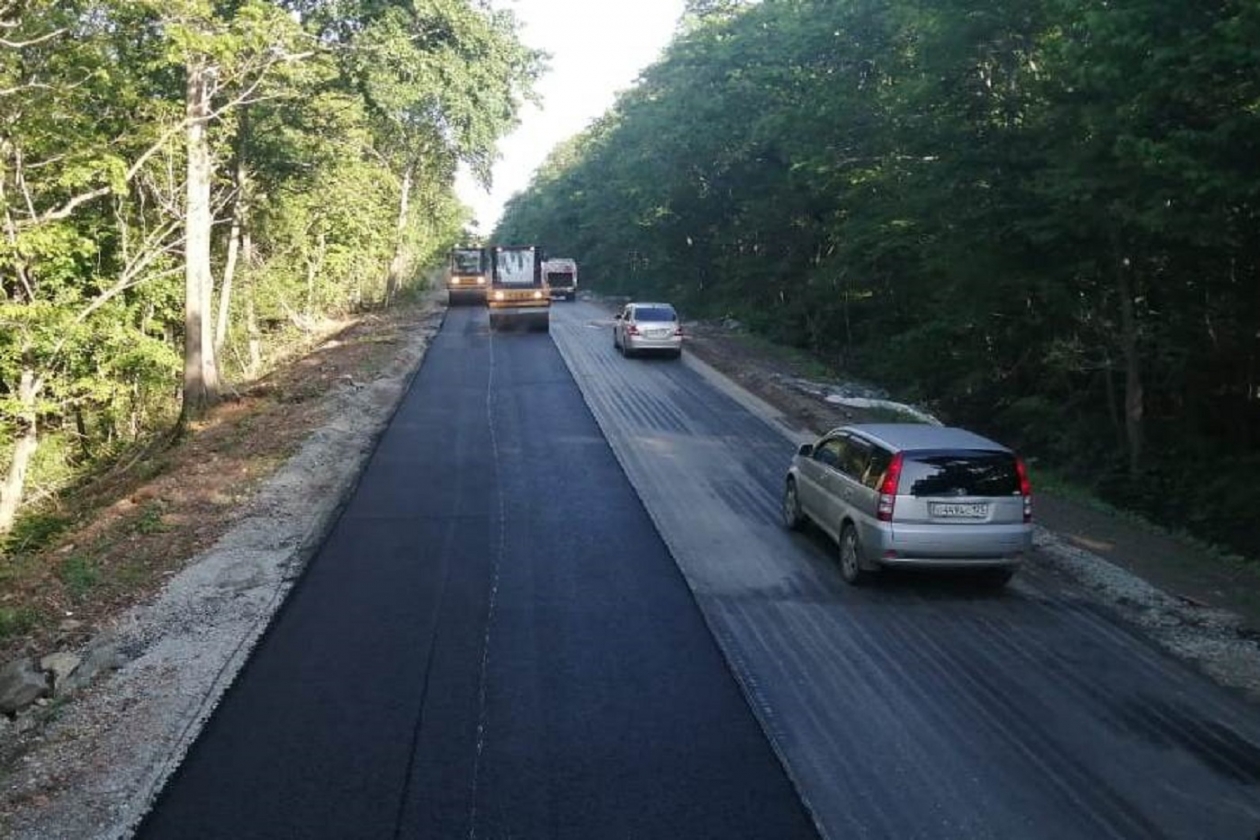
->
[0,298,445,840]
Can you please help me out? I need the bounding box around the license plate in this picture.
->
[649,329,672,338]
[929,502,987,519]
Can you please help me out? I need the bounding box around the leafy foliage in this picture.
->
[497,0,1260,557]
[0,0,538,533]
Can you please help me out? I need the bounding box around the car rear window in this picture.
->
[898,450,1020,497]
[634,306,677,322]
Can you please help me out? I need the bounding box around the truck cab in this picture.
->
[447,247,489,305]
[488,245,549,332]
[543,258,578,301]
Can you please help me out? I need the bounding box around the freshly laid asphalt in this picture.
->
[137,306,817,839]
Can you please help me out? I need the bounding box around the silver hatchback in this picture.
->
[782,424,1032,587]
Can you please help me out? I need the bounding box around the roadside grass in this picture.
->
[57,555,100,603]
[1031,465,1256,571]
[133,502,169,535]
[0,607,38,644]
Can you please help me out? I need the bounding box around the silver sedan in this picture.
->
[613,302,683,358]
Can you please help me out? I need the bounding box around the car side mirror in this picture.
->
[614,313,622,320]
[797,443,813,457]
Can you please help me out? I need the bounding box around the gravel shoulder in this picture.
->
[0,298,445,839]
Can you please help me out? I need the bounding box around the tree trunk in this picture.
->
[180,56,220,425]
[215,207,241,356]
[216,176,246,356]
[383,161,414,307]
[305,230,326,319]
[1115,260,1144,476]
[1101,355,1123,448]
[243,230,262,378]
[0,370,42,535]
[216,108,251,356]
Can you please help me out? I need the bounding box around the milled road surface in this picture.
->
[548,300,1260,840]
[137,307,816,839]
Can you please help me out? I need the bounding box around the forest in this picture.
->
[0,0,540,539]
[495,0,1260,559]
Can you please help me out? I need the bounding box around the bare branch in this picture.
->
[0,82,56,97]
[0,27,65,49]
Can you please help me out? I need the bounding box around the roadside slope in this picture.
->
[0,301,444,840]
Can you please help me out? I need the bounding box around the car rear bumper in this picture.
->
[864,521,1032,567]
[626,335,683,352]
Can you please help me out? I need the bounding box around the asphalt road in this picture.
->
[138,300,1260,840]
[549,300,1260,840]
[137,306,816,839]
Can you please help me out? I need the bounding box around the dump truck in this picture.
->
[446,246,489,305]
[543,257,578,301]
[488,245,549,332]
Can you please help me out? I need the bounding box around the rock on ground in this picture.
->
[0,661,48,717]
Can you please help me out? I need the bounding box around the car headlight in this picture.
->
[493,290,505,301]
[476,277,486,285]
[533,290,543,300]
[450,277,460,285]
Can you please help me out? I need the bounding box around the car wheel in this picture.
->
[782,480,804,531]
[838,524,872,586]
[978,567,1015,589]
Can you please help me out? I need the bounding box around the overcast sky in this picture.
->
[454,0,687,235]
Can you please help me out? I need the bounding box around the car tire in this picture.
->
[782,480,804,531]
[838,524,872,586]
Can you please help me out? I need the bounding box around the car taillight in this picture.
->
[1015,457,1032,522]
[877,453,903,522]
[674,324,684,336]
[627,324,640,336]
